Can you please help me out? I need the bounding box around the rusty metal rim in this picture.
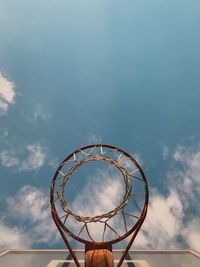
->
[50,144,149,245]
[57,156,132,223]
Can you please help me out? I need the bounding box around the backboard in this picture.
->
[1,249,199,267]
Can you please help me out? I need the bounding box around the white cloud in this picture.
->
[0,143,46,171]
[183,218,200,251]
[48,157,59,169]
[87,133,102,144]
[173,146,200,187]
[162,145,169,160]
[135,144,200,251]
[0,72,16,114]
[0,221,30,249]
[136,189,183,248]
[0,186,58,249]
[32,103,50,121]
[7,186,49,222]
[19,143,46,171]
[169,146,200,214]
[0,150,19,167]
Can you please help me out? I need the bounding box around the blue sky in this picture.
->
[0,0,200,250]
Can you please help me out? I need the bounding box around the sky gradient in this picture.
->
[0,0,200,251]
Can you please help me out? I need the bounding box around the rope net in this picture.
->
[52,145,147,243]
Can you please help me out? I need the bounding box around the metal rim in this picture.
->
[50,144,149,245]
[57,156,132,223]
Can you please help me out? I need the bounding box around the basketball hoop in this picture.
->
[50,144,149,267]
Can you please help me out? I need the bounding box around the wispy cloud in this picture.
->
[135,144,200,251]
[0,143,46,171]
[136,189,183,248]
[31,103,50,121]
[87,133,102,144]
[19,143,46,171]
[0,150,19,167]
[0,72,16,115]
[0,186,58,249]
[183,218,200,250]
[173,145,200,195]
[48,157,59,169]
[162,145,169,160]
[0,220,30,249]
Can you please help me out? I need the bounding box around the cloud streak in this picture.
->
[0,150,19,167]
[19,143,46,171]
[0,186,58,249]
[29,103,50,121]
[87,133,102,144]
[0,72,16,114]
[0,143,46,171]
[0,220,30,249]
[162,145,169,160]
[136,145,200,251]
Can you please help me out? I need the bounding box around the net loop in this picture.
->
[57,155,132,223]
